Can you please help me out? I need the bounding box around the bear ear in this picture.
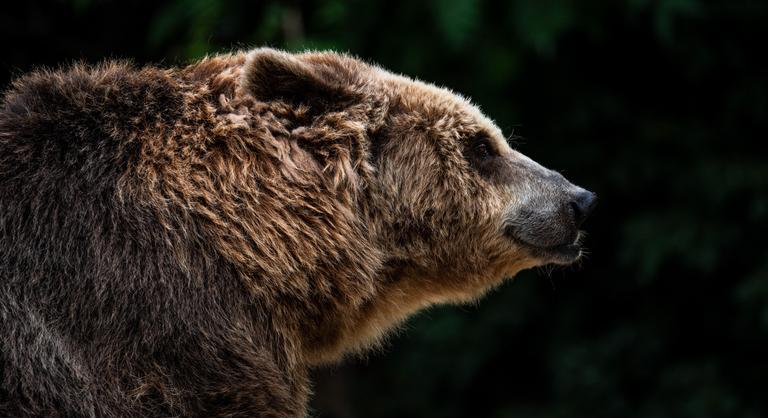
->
[241,48,352,104]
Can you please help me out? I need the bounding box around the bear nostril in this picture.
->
[569,190,597,227]
[569,201,583,224]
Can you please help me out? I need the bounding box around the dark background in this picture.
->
[3,1,767,417]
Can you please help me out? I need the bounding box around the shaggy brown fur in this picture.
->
[0,48,594,416]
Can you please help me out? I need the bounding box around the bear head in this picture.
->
[239,48,596,362]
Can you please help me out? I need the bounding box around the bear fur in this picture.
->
[0,48,593,417]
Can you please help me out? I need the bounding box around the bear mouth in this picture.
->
[527,241,583,265]
[503,225,583,265]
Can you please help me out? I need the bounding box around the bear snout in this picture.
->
[502,185,596,264]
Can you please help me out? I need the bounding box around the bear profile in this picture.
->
[0,48,595,417]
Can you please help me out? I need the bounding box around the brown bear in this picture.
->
[0,48,595,417]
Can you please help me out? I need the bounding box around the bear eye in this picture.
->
[474,142,490,159]
[471,136,497,161]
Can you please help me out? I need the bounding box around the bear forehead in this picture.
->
[375,67,506,149]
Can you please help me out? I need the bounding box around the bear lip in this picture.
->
[536,242,582,264]
[504,226,584,265]
[512,239,581,265]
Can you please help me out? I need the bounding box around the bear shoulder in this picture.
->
[0,62,185,168]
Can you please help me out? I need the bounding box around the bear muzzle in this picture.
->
[503,185,597,265]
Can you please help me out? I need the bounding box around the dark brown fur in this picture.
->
[0,49,590,416]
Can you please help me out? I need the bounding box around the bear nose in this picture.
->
[569,190,597,227]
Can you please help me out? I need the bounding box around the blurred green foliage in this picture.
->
[2,0,767,417]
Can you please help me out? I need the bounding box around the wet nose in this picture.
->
[569,190,597,227]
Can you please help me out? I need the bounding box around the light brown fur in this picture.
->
[115,50,539,365]
[1,48,591,416]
